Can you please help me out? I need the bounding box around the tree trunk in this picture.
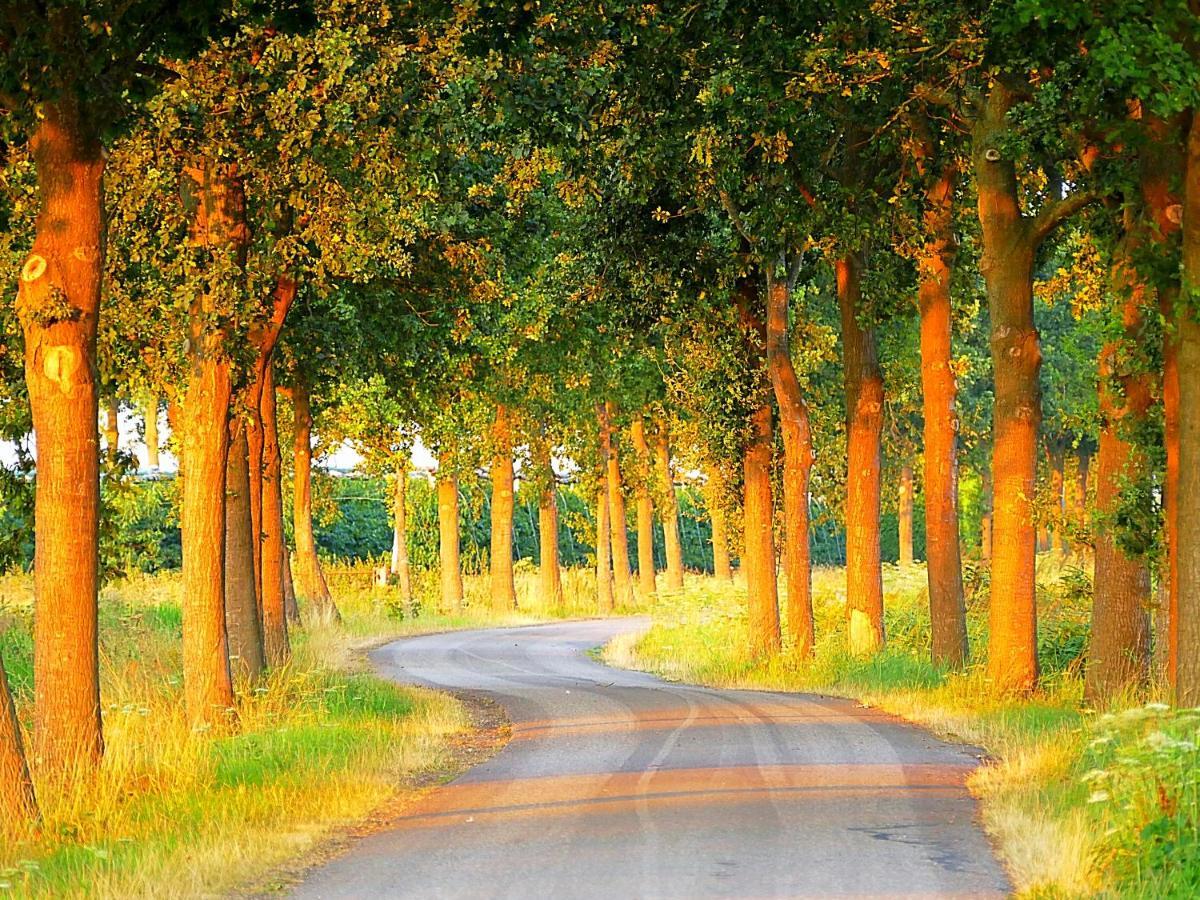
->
[144,395,160,470]
[103,397,119,459]
[838,252,885,655]
[917,185,969,665]
[18,102,104,772]
[535,438,564,609]
[391,457,414,609]
[1086,235,1152,706]
[654,421,686,593]
[291,380,339,623]
[630,417,658,600]
[705,464,733,582]
[765,272,814,657]
[283,550,299,624]
[490,406,517,612]
[437,471,464,612]
[602,402,635,608]
[595,466,614,615]
[975,85,1042,693]
[1048,445,1066,554]
[1141,113,1186,692]
[735,278,781,656]
[224,422,265,682]
[259,366,290,666]
[1069,449,1092,553]
[1175,105,1200,705]
[898,465,915,568]
[0,650,38,834]
[177,159,245,729]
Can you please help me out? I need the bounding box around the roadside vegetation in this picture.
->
[0,565,604,899]
[605,561,1200,899]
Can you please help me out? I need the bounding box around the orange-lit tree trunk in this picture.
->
[283,551,299,624]
[103,397,119,460]
[178,159,243,729]
[1068,448,1092,552]
[144,395,160,470]
[1,651,38,832]
[1086,235,1152,706]
[1047,444,1066,554]
[259,367,290,666]
[1140,113,1185,691]
[912,138,968,666]
[736,279,780,656]
[595,451,615,614]
[837,252,885,655]
[534,437,564,609]
[653,421,686,593]
[601,402,635,608]
[490,406,517,612]
[437,469,464,612]
[1175,105,1200,705]
[224,421,265,682]
[630,416,658,599]
[18,103,104,772]
[244,277,294,629]
[898,465,915,568]
[390,458,414,609]
[765,271,814,657]
[291,380,339,623]
[705,463,733,581]
[973,83,1093,692]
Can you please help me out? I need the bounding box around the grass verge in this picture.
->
[0,562,612,898]
[603,560,1199,898]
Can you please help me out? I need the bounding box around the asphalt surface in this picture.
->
[291,618,1011,899]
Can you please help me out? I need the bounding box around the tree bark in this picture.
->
[0,650,38,834]
[1086,233,1152,706]
[1048,444,1066,554]
[918,194,970,665]
[837,252,885,655]
[1069,448,1092,553]
[390,457,414,610]
[283,549,300,624]
[178,159,243,729]
[534,437,564,609]
[630,417,658,600]
[595,456,615,615]
[735,278,781,657]
[103,397,119,460]
[224,421,265,681]
[898,465,915,568]
[18,102,104,772]
[705,463,733,581]
[1175,104,1200,705]
[765,272,814,657]
[490,406,517,612]
[602,402,635,608]
[291,380,339,623]
[653,421,686,593]
[144,395,160,470]
[975,84,1043,693]
[259,366,290,666]
[437,470,464,612]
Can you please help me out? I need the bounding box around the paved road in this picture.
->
[292,618,1010,899]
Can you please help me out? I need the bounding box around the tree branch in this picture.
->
[1030,188,1098,245]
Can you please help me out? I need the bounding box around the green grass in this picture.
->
[603,557,1199,898]
[0,561,619,899]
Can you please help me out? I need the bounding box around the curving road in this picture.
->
[292,618,1010,899]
